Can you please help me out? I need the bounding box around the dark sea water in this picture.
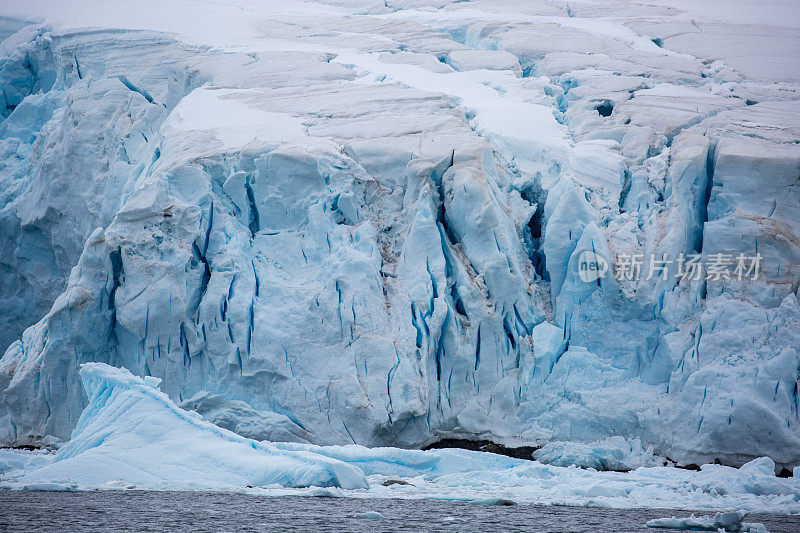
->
[0,491,798,532]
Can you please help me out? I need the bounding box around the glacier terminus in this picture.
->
[0,0,799,516]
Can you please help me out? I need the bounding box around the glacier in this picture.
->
[0,0,799,497]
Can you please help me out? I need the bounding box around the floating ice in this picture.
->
[0,448,53,475]
[532,437,657,471]
[646,510,769,533]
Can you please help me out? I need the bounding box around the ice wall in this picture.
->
[0,1,798,471]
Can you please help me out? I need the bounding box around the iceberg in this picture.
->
[5,363,368,490]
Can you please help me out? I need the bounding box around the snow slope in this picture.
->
[0,0,799,476]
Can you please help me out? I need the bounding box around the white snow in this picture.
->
[162,87,307,150]
[646,0,800,28]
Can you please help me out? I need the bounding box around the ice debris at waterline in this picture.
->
[2,364,800,514]
[646,510,768,533]
[1,0,800,480]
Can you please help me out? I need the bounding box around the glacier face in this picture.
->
[0,0,799,471]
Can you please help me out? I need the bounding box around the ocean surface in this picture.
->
[1,491,798,532]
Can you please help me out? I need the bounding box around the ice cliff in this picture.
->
[0,0,799,472]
